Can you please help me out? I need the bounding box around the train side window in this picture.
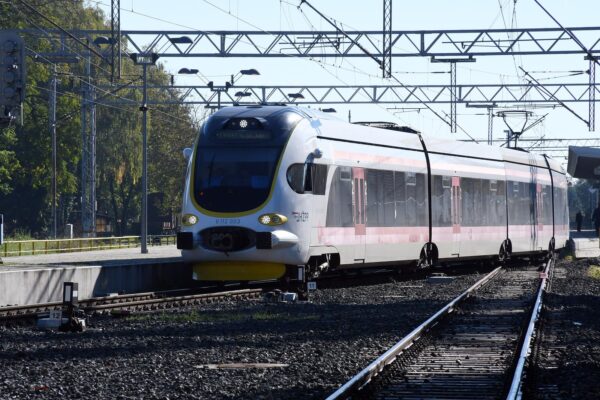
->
[442,176,451,189]
[286,163,327,195]
[339,166,351,181]
[490,180,497,192]
[394,171,406,226]
[383,171,395,226]
[326,167,353,227]
[311,164,328,195]
[287,164,305,193]
[406,172,417,186]
[416,173,427,226]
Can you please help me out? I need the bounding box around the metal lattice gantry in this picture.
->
[20,25,600,130]
[17,27,600,58]
[107,82,600,106]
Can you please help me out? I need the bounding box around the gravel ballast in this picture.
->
[525,257,600,400]
[0,270,487,399]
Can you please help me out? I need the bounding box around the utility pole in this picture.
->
[110,0,121,82]
[589,56,597,131]
[431,56,475,133]
[49,65,57,238]
[488,107,494,146]
[141,63,148,254]
[81,50,96,238]
[382,0,392,78]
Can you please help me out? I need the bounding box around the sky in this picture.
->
[91,0,600,164]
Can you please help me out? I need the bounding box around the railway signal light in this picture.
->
[0,31,26,107]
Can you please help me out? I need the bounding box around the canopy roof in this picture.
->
[568,146,600,179]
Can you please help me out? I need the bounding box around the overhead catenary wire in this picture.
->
[298,0,479,142]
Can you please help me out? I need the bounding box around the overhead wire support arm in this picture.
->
[533,0,599,131]
[519,66,590,128]
[299,0,383,69]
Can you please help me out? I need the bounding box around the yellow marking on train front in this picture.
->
[193,261,286,281]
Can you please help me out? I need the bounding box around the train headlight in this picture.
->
[258,213,287,226]
[182,214,199,226]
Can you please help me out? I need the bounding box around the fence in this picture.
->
[1,235,176,257]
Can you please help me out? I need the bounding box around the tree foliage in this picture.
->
[0,1,197,237]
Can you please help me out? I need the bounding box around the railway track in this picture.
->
[328,258,553,400]
[0,262,497,323]
[0,287,263,321]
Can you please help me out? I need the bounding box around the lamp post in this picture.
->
[288,92,305,106]
[130,53,159,254]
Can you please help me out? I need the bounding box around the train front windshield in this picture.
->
[193,113,299,213]
[194,145,281,212]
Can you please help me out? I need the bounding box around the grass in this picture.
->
[588,265,600,280]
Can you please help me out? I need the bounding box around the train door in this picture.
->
[451,176,462,256]
[536,182,543,250]
[352,167,366,262]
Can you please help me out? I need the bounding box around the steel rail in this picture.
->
[0,288,262,320]
[326,265,503,400]
[506,257,554,400]
[84,288,261,311]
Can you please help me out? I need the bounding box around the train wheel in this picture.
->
[498,240,511,263]
[418,242,437,268]
[547,237,556,260]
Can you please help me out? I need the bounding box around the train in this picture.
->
[177,105,568,290]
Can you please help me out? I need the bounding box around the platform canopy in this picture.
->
[567,146,600,179]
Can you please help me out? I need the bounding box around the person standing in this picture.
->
[576,210,583,232]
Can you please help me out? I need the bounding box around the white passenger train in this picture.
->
[177,106,568,285]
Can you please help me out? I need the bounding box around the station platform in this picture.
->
[0,246,192,307]
[1,245,182,267]
[570,230,600,259]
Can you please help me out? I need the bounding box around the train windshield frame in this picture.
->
[193,111,302,213]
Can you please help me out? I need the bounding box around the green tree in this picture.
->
[0,1,197,237]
